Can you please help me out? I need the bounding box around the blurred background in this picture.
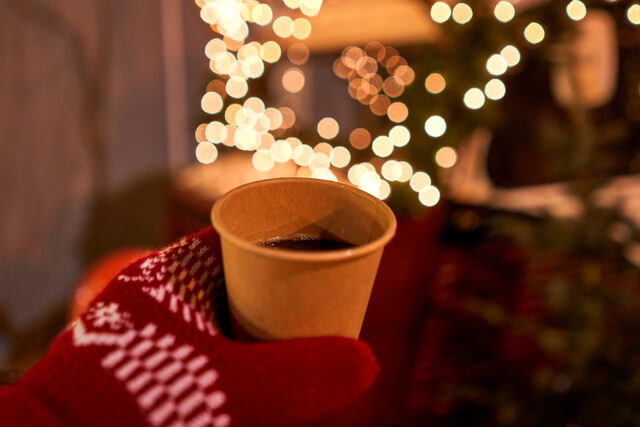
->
[2,0,640,425]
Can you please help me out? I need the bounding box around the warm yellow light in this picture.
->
[195,142,218,164]
[329,146,351,168]
[282,67,305,93]
[435,146,457,168]
[359,171,382,197]
[383,76,404,98]
[317,117,340,139]
[387,102,409,123]
[566,0,587,21]
[287,136,302,150]
[486,54,508,76]
[292,18,312,40]
[226,78,248,98]
[264,107,283,130]
[213,52,235,75]
[235,127,260,150]
[235,107,257,129]
[195,123,207,142]
[378,180,391,200]
[349,128,372,149]
[410,172,431,192]
[205,38,226,59]
[223,36,244,52]
[222,125,236,147]
[372,136,394,157]
[425,73,446,94]
[500,45,521,67]
[463,88,486,109]
[431,2,452,24]
[284,0,301,9]
[260,41,282,63]
[381,160,401,181]
[201,92,224,114]
[629,4,640,25]
[314,142,332,155]
[524,22,545,44]
[252,149,275,172]
[243,97,265,114]
[279,107,296,128]
[484,78,506,100]
[254,115,271,135]
[424,115,447,138]
[238,44,259,60]
[494,1,515,23]
[287,43,310,65]
[309,152,330,170]
[419,186,440,207]
[394,65,415,86]
[273,16,294,38]
[398,162,413,182]
[452,3,473,24]
[293,144,314,166]
[311,168,338,182]
[205,121,228,143]
[348,164,367,186]
[300,0,323,17]
[251,4,273,26]
[270,140,293,163]
[225,103,242,125]
[369,94,391,116]
[389,125,410,147]
[260,133,275,150]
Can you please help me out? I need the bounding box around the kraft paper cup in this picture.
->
[211,177,397,340]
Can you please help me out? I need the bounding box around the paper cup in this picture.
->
[211,177,397,340]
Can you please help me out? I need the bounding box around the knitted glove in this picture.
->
[0,227,378,426]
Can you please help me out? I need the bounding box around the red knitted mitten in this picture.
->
[0,227,378,426]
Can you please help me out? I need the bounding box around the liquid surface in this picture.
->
[257,236,355,251]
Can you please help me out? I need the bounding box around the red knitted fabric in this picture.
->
[0,227,378,426]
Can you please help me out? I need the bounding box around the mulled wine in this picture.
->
[258,236,355,251]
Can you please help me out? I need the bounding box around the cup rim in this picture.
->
[211,177,397,262]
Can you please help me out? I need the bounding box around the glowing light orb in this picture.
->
[195,142,218,164]
[287,43,310,65]
[270,140,293,163]
[398,162,413,182]
[486,54,508,76]
[205,38,226,59]
[500,45,521,67]
[317,117,340,139]
[329,146,351,168]
[425,73,446,94]
[264,107,283,130]
[629,4,640,25]
[389,125,410,147]
[293,144,314,166]
[387,102,409,123]
[260,41,282,63]
[372,136,394,157]
[484,78,506,100]
[410,172,431,192]
[566,0,587,22]
[424,115,447,138]
[452,3,473,24]
[463,88,485,110]
[252,149,274,171]
[378,180,391,200]
[349,128,372,149]
[293,18,312,40]
[201,92,224,114]
[419,186,440,207]
[494,1,515,23]
[273,16,294,38]
[282,67,305,93]
[431,2,452,24]
[435,146,458,168]
[205,121,228,143]
[251,4,273,26]
[524,22,545,44]
[226,78,248,98]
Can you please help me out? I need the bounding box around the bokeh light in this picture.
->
[317,117,340,139]
[293,144,314,166]
[629,4,640,25]
[280,107,296,128]
[524,22,545,44]
[205,38,226,59]
[195,123,207,142]
[383,76,405,98]
[314,142,332,155]
[300,0,323,17]
[205,121,228,143]
[201,91,224,114]
[566,0,587,21]
[378,181,391,200]
[424,115,447,138]
[273,16,294,38]
[369,94,391,116]
[225,103,242,125]
[500,45,521,67]
[431,2,452,24]
[435,146,458,168]
[287,42,310,65]
[359,171,382,197]
[226,78,248,98]
[389,125,410,147]
[381,160,400,181]
[329,146,351,168]
[195,142,218,164]
[410,172,431,192]
[264,107,283,129]
[234,127,259,150]
[350,128,372,149]
[282,67,305,93]
[387,102,409,123]
[252,149,274,172]
[494,1,515,23]
[463,87,486,109]
[293,18,312,39]
[425,73,446,94]
[419,186,440,207]
[270,139,293,163]
[309,152,330,170]
[452,3,473,25]
[398,162,413,182]
[486,54,508,76]
[260,41,282,63]
[484,78,506,100]
[394,65,415,85]
[372,136,394,157]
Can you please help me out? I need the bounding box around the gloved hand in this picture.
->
[0,227,378,426]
